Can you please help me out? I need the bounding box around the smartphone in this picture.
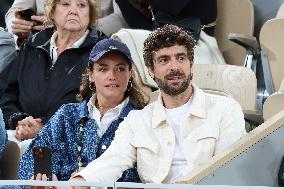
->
[17,8,34,21]
[33,147,52,181]
[17,8,41,26]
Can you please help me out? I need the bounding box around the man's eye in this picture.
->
[177,56,187,62]
[159,58,168,64]
[178,57,185,61]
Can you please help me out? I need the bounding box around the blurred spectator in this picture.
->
[0,0,13,28]
[97,0,129,36]
[0,108,7,154]
[116,0,217,37]
[0,27,17,98]
[19,39,148,183]
[0,27,16,74]
[0,0,106,143]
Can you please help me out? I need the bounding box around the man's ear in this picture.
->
[147,66,155,78]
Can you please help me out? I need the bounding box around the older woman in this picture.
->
[0,0,106,142]
[19,38,148,183]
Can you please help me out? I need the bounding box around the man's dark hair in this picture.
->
[143,24,196,68]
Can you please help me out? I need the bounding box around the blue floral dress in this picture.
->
[18,100,140,183]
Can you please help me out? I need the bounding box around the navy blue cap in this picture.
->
[88,38,133,67]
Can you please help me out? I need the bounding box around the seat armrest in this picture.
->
[280,78,284,92]
[228,33,260,54]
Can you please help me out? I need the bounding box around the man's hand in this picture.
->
[15,116,43,140]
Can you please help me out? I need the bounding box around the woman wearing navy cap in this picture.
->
[18,38,149,183]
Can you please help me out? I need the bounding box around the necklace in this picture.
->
[77,119,85,168]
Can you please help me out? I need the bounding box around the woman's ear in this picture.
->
[87,69,93,82]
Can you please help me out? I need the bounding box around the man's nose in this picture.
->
[169,58,180,70]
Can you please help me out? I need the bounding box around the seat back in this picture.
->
[215,0,254,66]
[276,2,284,18]
[192,64,257,112]
[0,140,20,179]
[259,18,284,91]
[263,92,284,121]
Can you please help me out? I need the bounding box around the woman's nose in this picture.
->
[107,70,116,80]
[69,3,79,13]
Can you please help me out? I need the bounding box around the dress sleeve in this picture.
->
[18,105,67,181]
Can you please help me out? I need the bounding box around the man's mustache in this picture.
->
[164,70,186,79]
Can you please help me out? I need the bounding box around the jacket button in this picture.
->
[101,145,107,150]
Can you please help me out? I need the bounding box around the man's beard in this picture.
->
[154,70,191,96]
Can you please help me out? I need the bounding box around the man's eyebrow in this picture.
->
[176,52,187,57]
[157,54,170,60]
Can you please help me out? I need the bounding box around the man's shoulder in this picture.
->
[124,101,156,123]
[203,92,242,115]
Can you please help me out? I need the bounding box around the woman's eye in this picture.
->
[61,2,70,6]
[78,3,87,8]
[116,67,126,72]
[98,68,106,72]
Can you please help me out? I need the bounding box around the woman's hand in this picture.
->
[11,14,46,39]
[15,116,43,140]
[31,15,47,31]
[11,17,33,38]
[30,173,58,189]
[30,173,85,189]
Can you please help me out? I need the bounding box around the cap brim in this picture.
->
[89,49,133,66]
[89,50,109,63]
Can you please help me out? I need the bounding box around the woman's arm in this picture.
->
[18,105,68,181]
[5,0,36,34]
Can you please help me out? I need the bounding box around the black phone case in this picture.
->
[33,147,52,180]
[18,8,34,21]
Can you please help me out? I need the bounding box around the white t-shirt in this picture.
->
[164,98,192,183]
